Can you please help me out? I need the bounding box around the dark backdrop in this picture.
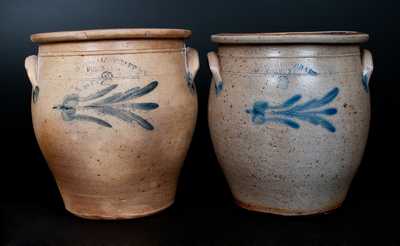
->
[0,0,399,245]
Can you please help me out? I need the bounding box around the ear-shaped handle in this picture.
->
[25,55,39,88]
[207,52,223,95]
[361,49,373,93]
[186,47,199,80]
[185,47,199,92]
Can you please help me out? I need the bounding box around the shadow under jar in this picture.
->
[207,31,373,216]
[25,29,199,219]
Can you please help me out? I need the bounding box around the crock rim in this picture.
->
[211,31,369,44]
[31,28,192,43]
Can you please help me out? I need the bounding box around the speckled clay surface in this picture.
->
[25,28,199,219]
[208,31,373,216]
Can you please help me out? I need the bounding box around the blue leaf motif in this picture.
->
[287,87,339,112]
[271,94,302,109]
[54,80,159,130]
[253,101,269,112]
[285,112,336,132]
[246,87,339,132]
[313,108,337,115]
[80,84,119,101]
[318,118,336,132]
[130,102,159,110]
[74,114,112,128]
[246,101,268,124]
[318,87,339,105]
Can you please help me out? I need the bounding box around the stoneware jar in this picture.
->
[208,31,373,215]
[25,28,199,219]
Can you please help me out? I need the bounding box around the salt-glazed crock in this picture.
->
[208,31,373,215]
[25,28,199,219]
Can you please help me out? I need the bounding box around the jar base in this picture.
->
[65,200,175,220]
[234,199,342,216]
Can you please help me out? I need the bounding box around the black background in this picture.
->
[0,0,399,245]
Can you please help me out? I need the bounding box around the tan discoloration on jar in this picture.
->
[208,32,373,216]
[25,29,199,219]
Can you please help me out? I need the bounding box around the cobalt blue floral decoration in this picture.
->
[53,80,159,130]
[246,87,339,132]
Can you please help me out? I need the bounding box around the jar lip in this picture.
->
[31,28,192,43]
[211,31,369,44]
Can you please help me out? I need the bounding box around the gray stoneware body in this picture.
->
[208,32,373,215]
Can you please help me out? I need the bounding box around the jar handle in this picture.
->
[25,55,39,88]
[185,47,199,91]
[362,49,373,92]
[207,52,223,95]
